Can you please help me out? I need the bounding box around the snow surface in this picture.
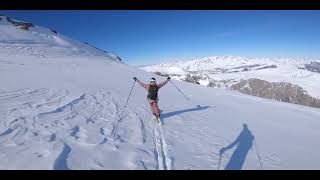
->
[1,16,320,170]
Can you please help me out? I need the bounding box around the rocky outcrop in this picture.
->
[184,74,200,84]
[50,29,58,34]
[153,71,170,77]
[231,78,320,109]
[305,61,320,73]
[6,16,34,30]
[256,65,277,70]
[208,79,237,88]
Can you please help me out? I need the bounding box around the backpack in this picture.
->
[148,85,159,100]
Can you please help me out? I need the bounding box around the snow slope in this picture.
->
[0,15,122,61]
[1,16,320,170]
[140,56,320,98]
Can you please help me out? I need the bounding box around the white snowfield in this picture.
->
[1,16,320,170]
[141,56,320,98]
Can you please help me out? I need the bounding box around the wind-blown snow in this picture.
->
[1,16,320,170]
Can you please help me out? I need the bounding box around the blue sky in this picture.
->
[1,10,320,65]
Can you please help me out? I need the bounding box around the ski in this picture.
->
[152,115,161,124]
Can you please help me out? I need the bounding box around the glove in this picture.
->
[133,77,137,81]
[167,77,171,80]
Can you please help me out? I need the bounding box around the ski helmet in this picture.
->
[150,78,156,82]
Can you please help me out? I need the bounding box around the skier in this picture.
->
[133,76,171,122]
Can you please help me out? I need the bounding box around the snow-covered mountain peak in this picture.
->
[140,55,320,109]
[0,15,122,62]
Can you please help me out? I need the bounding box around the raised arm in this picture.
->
[219,133,241,155]
[158,77,171,88]
[134,77,148,90]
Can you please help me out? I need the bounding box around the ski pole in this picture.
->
[124,79,136,108]
[217,153,222,170]
[253,139,263,170]
[169,80,189,101]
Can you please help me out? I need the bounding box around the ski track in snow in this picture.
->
[110,96,125,143]
[0,88,252,170]
[0,59,315,169]
[152,119,172,170]
[0,88,146,169]
[0,88,175,170]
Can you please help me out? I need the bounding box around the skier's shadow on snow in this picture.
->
[160,105,211,121]
[219,123,255,170]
